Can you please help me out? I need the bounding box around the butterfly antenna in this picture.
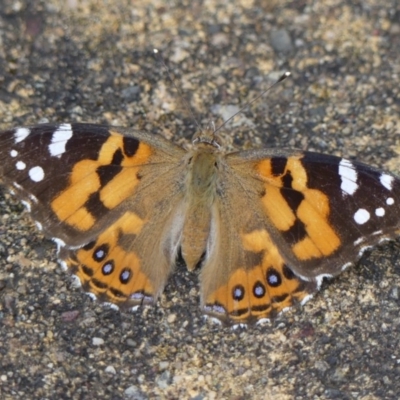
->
[213,71,291,135]
[153,48,203,134]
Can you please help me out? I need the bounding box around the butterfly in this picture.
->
[0,122,399,326]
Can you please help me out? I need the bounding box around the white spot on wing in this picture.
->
[35,221,43,231]
[29,166,45,182]
[52,237,66,247]
[103,302,119,311]
[255,318,270,326]
[21,200,31,211]
[354,208,370,225]
[358,246,372,256]
[14,127,30,143]
[386,197,394,206]
[49,124,73,158]
[354,237,365,246]
[86,292,97,301]
[59,260,68,271]
[380,173,394,191]
[300,293,314,305]
[341,262,352,271]
[10,149,18,157]
[13,182,23,190]
[52,237,66,253]
[29,194,39,204]
[315,274,333,288]
[16,161,26,170]
[339,159,358,196]
[375,207,385,217]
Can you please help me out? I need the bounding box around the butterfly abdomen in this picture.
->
[179,147,222,271]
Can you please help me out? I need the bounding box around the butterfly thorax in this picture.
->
[187,145,220,199]
[181,144,221,270]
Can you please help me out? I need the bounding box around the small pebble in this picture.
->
[92,337,104,346]
[159,361,169,370]
[105,365,116,375]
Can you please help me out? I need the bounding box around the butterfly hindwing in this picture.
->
[198,149,318,324]
[198,153,318,324]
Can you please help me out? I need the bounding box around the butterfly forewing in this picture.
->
[0,124,182,241]
[233,149,400,273]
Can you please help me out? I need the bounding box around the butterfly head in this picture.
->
[192,124,222,150]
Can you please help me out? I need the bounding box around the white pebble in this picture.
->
[92,337,104,346]
[105,365,116,374]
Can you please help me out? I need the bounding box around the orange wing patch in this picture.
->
[51,131,153,231]
[255,156,341,261]
[293,188,341,259]
[62,211,155,306]
[203,228,316,325]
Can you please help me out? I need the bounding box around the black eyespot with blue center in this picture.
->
[253,281,266,298]
[266,267,282,287]
[93,243,109,262]
[120,268,132,284]
[102,260,114,275]
[232,285,245,301]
